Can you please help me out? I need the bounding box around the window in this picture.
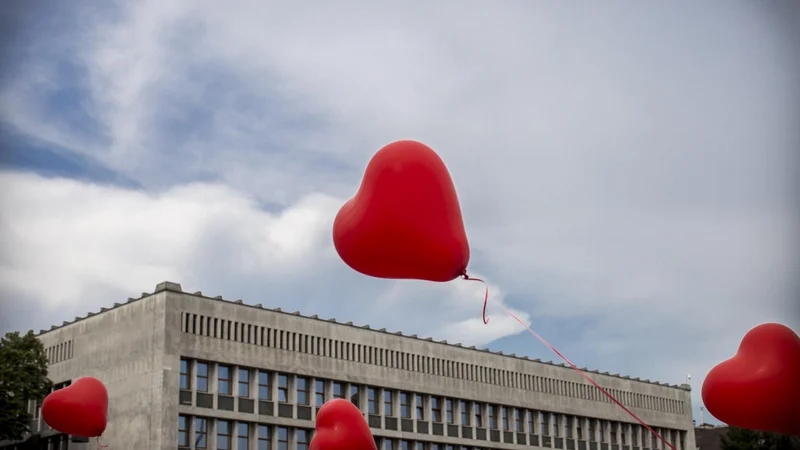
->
[384,390,393,416]
[180,359,190,390]
[415,394,424,420]
[258,371,271,400]
[566,416,573,438]
[278,374,288,402]
[621,424,626,444]
[488,405,497,429]
[384,438,393,450]
[316,379,325,406]
[237,422,249,450]
[611,422,617,444]
[460,401,470,426]
[416,443,424,450]
[599,421,605,442]
[297,429,309,450]
[400,392,410,418]
[502,407,509,430]
[589,420,596,442]
[446,399,454,424]
[217,420,232,450]
[431,397,442,422]
[368,388,378,414]
[278,427,288,450]
[297,377,309,405]
[196,418,208,448]
[333,382,344,399]
[238,368,250,397]
[350,385,360,407]
[541,412,549,436]
[178,415,189,448]
[577,418,583,440]
[400,440,410,450]
[258,424,271,450]
[553,414,559,437]
[218,365,232,395]
[528,410,534,434]
[514,408,522,431]
[475,403,484,428]
[197,362,209,392]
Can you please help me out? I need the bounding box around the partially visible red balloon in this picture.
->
[42,376,108,437]
[310,399,376,450]
[702,323,800,436]
[333,140,470,282]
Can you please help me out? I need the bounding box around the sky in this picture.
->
[1,0,798,427]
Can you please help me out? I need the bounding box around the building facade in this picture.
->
[21,282,695,450]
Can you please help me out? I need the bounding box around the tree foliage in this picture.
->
[721,426,800,450]
[0,330,52,442]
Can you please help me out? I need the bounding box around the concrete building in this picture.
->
[12,282,696,450]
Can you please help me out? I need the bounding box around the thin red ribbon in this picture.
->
[495,302,677,450]
[461,272,489,324]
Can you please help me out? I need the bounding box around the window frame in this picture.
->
[218,365,232,396]
[368,387,378,415]
[431,397,442,423]
[277,426,289,450]
[296,429,310,450]
[315,379,325,407]
[196,362,209,392]
[238,368,250,398]
[400,392,410,419]
[180,359,191,390]
[258,424,271,450]
[350,385,360,407]
[195,417,208,449]
[258,371,271,400]
[277,374,289,403]
[237,422,249,450]
[333,382,344,399]
[178,415,189,449]
[384,389,394,416]
[446,399,454,424]
[217,419,232,450]
[296,376,309,405]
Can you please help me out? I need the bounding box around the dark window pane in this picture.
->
[297,377,309,405]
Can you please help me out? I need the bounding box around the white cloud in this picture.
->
[0,171,525,348]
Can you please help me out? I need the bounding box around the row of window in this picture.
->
[46,340,73,364]
[177,417,680,450]
[178,359,685,448]
[178,416,311,450]
[180,312,684,415]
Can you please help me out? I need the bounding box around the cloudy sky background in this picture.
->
[1,0,798,426]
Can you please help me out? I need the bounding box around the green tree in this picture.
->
[0,330,52,442]
[721,426,800,450]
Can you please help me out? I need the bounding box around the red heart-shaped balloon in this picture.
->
[702,323,800,436]
[42,376,108,437]
[333,140,470,282]
[310,399,376,450]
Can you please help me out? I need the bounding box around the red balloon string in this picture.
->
[96,436,109,449]
[461,272,489,324]
[494,302,676,450]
